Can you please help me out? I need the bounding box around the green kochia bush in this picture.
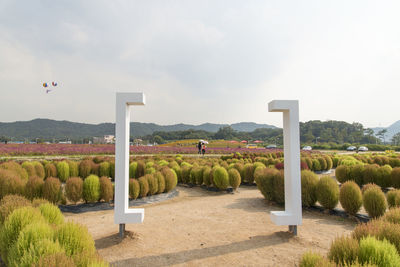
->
[154,172,165,194]
[82,175,100,203]
[138,176,149,198]
[161,167,177,192]
[146,174,158,195]
[228,168,241,190]
[339,181,362,215]
[387,190,400,208]
[202,166,212,186]
[243,163,255,183]
[65,177,83,204]
[392,167,400,189]
[33,162,45,180]
[99,162,111,178]
[213,167,229,190]
[42,177,61,204]
[272,170,285,205]
[358,236,400,266]
[56,161,70,182]
[363,187,387,218]
[39,203,64,225]
[299,251,334,267]
[316,176,339,210]
[22,161,36,178]
[377,165,392,188]
[67,161,79,178]
[255,168,278,202]
[129,179,140,199]
[349,164,365,186]
[301,170,319,207]
[35,252,75,267]
[55,222,96,257]
[17,239,65,267]
[129,162,138,178]
[327,235,359,266]
[363,164,380,185]
[335,165,349,184]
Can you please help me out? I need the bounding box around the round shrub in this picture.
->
[56,161,70,182]
[324,156,333,170]
[67,161,79,177]
[382,208,400,224]
[305,158,313,170]
[377,165,393,188]
[194,167,204,185]
[39,203,64,225]
[339,181,362,215]
[129,179,140,199]
[0,194,31,224]
[154,172,165,194]
[32,162,45,180]
[243,163,255,183]
[18,239,65,267]
[145,167,156,175]
[0,161,28,181]
[32,198,50,208]
[82,175,100,203]
[42,177,61,204]
[363,164,380,185]
[272,170,285,204]
[8,221,54,266]
[358,236,400,266]
[65,177,83,204]
[161,167,177,192]
[318,157,328,171]
[146,174,158,195]
[99,162,110,178]
[0,207,45,261]
[335,165,349,183]
[228,168,241,190]
[79,160,92,178]
[25,176,44,200]
[213,167,229,190]
[138,176,149,198]
[362,183,381,194]
[255,168,277,201]
[328,235,359,265]
[387,190,400,208]
[73,251,108,267]
[233,163,244,179]
[363,187,387,218]
[34,252,75,267]
[44,163,57,179]
[109,160,115,180]
[0,169,25,199]
[202,166,212,186]
[22,161,36,177]
[90,163,100,176]
[136,161,145,178]
[392,168,400,189]
[99,176,113,202]
[55,221,95,257]
[349,164,365,186]
[300,251,334,267]
[312,159,321,171]
[301,170,319,207]
[129,162,138,178]
[316,176,339,210]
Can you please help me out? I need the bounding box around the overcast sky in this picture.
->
[1,1,399,128]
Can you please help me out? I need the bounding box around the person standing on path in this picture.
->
[197,141,202,154]
[201,143,206,156]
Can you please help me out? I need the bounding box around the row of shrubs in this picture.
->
[300,207,400,266]
[256,169,390,219]
[336,163,400,188]
[0,194,108,266]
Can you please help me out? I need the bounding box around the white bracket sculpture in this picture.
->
[114,93,145,237]
[268,100,302,235]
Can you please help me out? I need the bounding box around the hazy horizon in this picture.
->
[1,1,400,128]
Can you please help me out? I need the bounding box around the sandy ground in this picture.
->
[64,185,355,267]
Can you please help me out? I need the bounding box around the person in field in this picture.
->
[201,143,206,156]
[197,141,202,154]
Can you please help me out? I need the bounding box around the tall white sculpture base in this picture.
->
[114,93,145,238]
[268,100,302,235]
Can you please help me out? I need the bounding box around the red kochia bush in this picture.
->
[42,177,61,203]
[44,163,57,179]
[25,176,44,200]
[99,176,113,202]
[65,177,83,204]
[79,160,92,178]
[0,169,25,199]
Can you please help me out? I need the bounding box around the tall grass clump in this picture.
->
[202,166,212,186]
[363,187,387,218]
[377,165,393,188]
[363,164,380,185]
[42,177,61,204]
[243,163,255,183]
[339,181,362,215]
[65,177,83,204]
[316,176,339,210]
[33,162,45,180]
[301,170,319,207]
[0,161,28,181]
[82,175,100,203]
[146,174,158,195]
[22,161,36,178]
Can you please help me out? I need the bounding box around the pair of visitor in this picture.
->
[197,141,206,156]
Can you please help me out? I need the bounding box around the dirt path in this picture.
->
[64,186,355,267]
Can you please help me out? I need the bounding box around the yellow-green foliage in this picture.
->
[377,165,393,188]
[0,169,25,199]
[301,170,319,207]
[0,207,45,261]
[34,252,75,267]
[32,198,50,208]
[312,159,321,171]
[387,190,400,208]
[318,157,328,171]
[316,176,339,210]
[65,177,83,204]
[8,221,54,266]
[0,194,31,224]
[382,208,400,225]
[55,222,96,257]
[154,172,165,194]
[202,166,212,186]
[273,170,285,205]
[39,203,64,225]
[213,167,229,190]
[228,168,241,190]
[138,176,149,197]
[362,183,380,194]
[56,161,70,182]
[300,251,334,267]
[255,168,278,202]
[0,161,28,181]
[129,179,140,199]
[32,162,45,180]
[392,168,400,189]
[83,175,100,203]
[161,167,177,192]
[339,181,362,215]
[99,162,110,178]
[243,163,255,183]
[358,236,400,266]
[328,235,359,265]
[99,176,113,202]
[363,164,380,185]
[335,165,349,183]
[25,176,44,200]
[129,162,138,178]
[349,164,365,186]
[43,177,61,204]
[363,187,387,218]
[18,239,65,267]
[146,174,158,195]
[22,161,36,178]
[67,161,79,178]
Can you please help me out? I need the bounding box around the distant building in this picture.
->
[93,135,115,144]
[58,141,72,144]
